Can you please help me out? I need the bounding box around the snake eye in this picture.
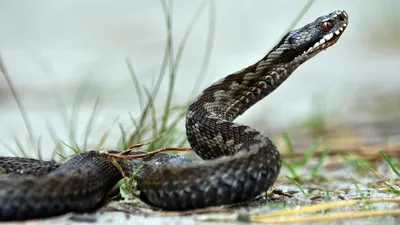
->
[322,21,333,32]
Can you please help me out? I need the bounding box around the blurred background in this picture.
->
[0,0,399,158]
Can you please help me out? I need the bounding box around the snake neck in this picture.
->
[187,59,298,123]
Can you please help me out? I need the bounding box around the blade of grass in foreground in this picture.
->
[311,148,329,177]
[0,140,20,157]
[160,0,208,134]
[297,136,323,166]
[286,175,307,196]
[126,0,213,150]
[67,81,90,152]
[0,54,38,157]
[380,150,400,177]
[276,0,315,44]
[83,96,100,150]
[188,0,216,101]
[282,132,295,161]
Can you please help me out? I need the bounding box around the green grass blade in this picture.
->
[143,87,158,140]
[311,148,329,177]
[46,123,67,160]
[83,96,100,150]
[109,178,126,196]
[0,54,37,157]
[0,140,20,157]
[380,150,400,177]
[188,0,216,100]
[160,0,207,133]
[36,136,43,160]
[282,132,295,161]
[129,164,143,182]
[281,158,298,179]
[60,140,79,154]
[297,136,323,166]
[159,0,175,133]
[14,138,29,157]
[126,58,144,109]
[286,176,306,196]
[118,123,127,149]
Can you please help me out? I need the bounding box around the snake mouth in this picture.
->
[303,10,348,55]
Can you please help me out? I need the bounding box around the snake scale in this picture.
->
[0,10,348,221]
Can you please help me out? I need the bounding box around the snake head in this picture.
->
[271,10,348,64]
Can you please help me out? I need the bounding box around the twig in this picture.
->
[249,198,400,223]
[271,189,293,198]
[280,144,400,159]
[125,138,160,151]
[251,209,400,224]
[107,147,192,159]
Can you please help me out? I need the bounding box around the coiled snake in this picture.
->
[0,10,348,220]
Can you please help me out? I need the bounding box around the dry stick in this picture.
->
[113,136,172,156]
[280,145,400,159]
[271,190,293,198]
[249,198,400,223]
[126,136,162,151]
[251,209,400,224]
[126,142,150,151]
[121,133,178,153]
[376,178,400,186]
[107,147,192,159]
[251,198,400,219]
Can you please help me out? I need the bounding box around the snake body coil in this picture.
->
[0,10,348,220]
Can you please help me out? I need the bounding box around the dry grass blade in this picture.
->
[107,147,192,159]
[251,209,400,224]
[249,198,400,223]
[280,144,400,159]
[125,137,161,151]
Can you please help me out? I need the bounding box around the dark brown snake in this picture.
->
[0,10,348,221]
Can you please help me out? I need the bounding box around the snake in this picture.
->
[0,10,348,221]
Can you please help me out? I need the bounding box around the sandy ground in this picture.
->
[34,211,400,225]
[4,162,400,225]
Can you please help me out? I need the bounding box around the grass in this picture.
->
[311,148,329,178]
[285,176,309,197]
[120,0,216,153]
[281,132,326,182]
[113,164,143,200]
[0,0,215,159]
[1,0,217,200]
[0,55,39,158]
[377,150,400,195]
[380,150,400,177]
